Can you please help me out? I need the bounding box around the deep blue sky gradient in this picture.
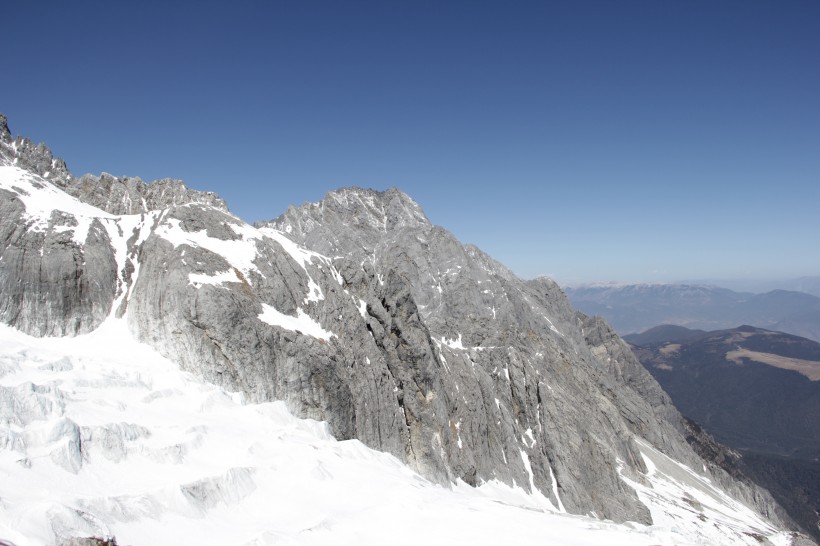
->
[3,1,819,284]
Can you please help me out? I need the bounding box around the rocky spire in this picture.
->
[0,113,11,143]
[257,186,431,257]
[0,114,227,214]
[0,113,70,179]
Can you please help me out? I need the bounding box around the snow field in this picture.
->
[0,319,703,546]
[0,166,114,246]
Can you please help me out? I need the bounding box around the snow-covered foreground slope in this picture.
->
[0,319,797,546]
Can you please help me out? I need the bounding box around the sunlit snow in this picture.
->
[0,165,114,245]
[619,438,784,546]
[156,217,264,284]
[441,334,465,350]
[0,318,796,545]
[188,269,241,288]
[0,318,713,546]
[258,303,335,341]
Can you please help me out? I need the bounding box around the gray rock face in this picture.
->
[0,114,71,184]
[0,124,119,335]
[59,538,118,546]
[124,203,409,463]
[0,186,118,336]
[0,114,796,533]
[60,172,228,216]
[0,114,227,217]
[259,187,791,524]
[0,117,225,336]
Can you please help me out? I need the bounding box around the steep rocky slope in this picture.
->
[0,114,804,542]
[258,188,792,526]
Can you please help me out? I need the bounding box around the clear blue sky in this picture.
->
[3,1,819,285]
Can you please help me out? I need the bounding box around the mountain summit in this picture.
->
[280,186,431,232]
[260,186,432,257]
[0,115,808,544]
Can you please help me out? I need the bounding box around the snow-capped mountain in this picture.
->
[0,114,810,545]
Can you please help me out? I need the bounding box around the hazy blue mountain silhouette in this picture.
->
[566,284,820,342]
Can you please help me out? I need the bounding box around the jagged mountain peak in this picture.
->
[67,171,229,215]
[261,186,430,249]
[0,113,71,181]
[322,186,430,229]
[0,113,11,143]
[0,113,227,216]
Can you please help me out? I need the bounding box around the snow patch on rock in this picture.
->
[258,304,335,341]
[156,217,263,284]
[0,166,114,246]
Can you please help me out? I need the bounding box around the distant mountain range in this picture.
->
[677,277,820,297]
[788,277,820,298]
[628,325,820,539]
[565,283,820,342]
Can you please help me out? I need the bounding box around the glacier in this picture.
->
[0,319,796,546]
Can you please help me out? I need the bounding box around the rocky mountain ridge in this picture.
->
[0,114,227,216]
[0,114,806,543]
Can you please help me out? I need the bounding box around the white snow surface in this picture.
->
[156,217,265,285]
[155,217,337,303]
[0,165,115,245]
[0,163,337,307]
[0,320,796,546]
[158,221,339,301]
[619,438,788,546]
[189,269,242,288]
[258,304,335,341]
[441,334,465,350]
